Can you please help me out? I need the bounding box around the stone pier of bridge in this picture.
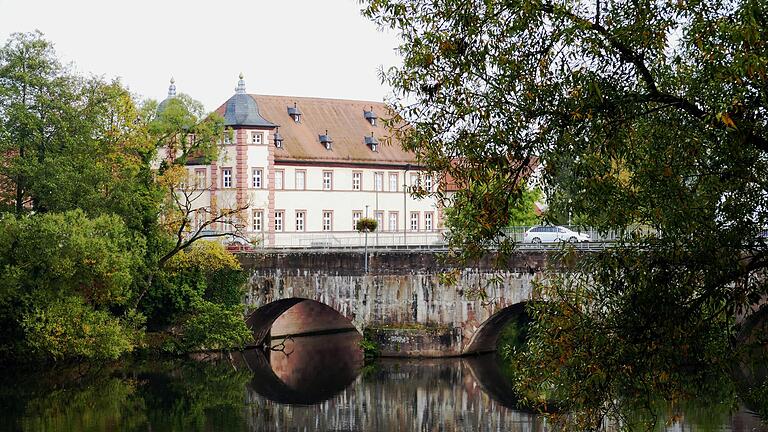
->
[238,250,549,357]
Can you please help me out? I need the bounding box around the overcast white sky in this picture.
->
[0,0,402,111]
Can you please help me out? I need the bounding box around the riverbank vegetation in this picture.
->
[0,32,250,364]
[362,0,768,427]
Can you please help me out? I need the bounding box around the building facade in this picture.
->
[162,76,442,248]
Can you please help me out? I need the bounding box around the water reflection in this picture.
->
[240,331,363,405]
[0,332,765,432]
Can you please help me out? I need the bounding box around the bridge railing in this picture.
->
[219,225,659,251]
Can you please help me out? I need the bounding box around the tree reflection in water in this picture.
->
[0,331,764,432]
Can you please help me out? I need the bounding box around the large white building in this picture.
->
[161,76,443,248]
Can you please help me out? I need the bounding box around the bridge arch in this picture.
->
[246,298,358,346]
[463,301,534,355]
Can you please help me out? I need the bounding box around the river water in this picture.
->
[0,332,764,432]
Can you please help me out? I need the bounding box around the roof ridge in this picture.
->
[249,94,387,105]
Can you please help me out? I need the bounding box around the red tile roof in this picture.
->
[217,95,417,167]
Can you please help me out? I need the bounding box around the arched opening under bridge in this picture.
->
[463,301,534,355]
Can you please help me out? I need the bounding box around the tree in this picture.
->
[361,0,768,426]
[0,32,253,362]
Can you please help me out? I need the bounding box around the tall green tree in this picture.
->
[362,0,768,426]
[0,32,252,362]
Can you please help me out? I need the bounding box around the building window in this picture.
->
[410,173,419,188]
[295,170,306,190]
[252,168,263,189]
[250,131,262,144]
[322,211,333,231]
[374,172,384,192]
[352,211,362,230]
[274,170,284,190]
[388,212,398,232]
[425,212,433,231]
[323,171,333,191]
[275,210,284,232]
[389,173,398,192]
[375,211,384,230]
[222,168,232,188]
[425,175,433,192]
[195,169,207,189]
[223,131,233,145]
[352,172,362,191]
[253,209,264,231]
[410,212,419,231]
[295,211,305,232]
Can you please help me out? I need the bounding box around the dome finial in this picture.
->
[167,77,177,98]
[235,73,246,94]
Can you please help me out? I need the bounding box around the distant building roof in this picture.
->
[249,95,416,166]
[217,74,277,128]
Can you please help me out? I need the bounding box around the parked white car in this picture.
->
[523,226,590,243]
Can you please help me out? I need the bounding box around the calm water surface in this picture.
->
[0,332,764,431]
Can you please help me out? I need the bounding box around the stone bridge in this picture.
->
[238,250,550,356]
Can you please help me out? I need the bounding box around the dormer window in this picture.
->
[364,107,378,126]
[273,127,284,148]
[319,130,333,150]
[364,133,378,152]
[288,102,302,123]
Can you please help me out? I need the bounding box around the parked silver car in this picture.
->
[523,226,590,243]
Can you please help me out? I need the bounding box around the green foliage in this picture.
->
[0,211,145,361]
[22,296,143,361]
[176,301,252,353]
[143,241,247,328]
[360,329,381,359]
[0,32,250,363]
[508,188,542,227]
[362,0,768,427]
[356,217,378,232]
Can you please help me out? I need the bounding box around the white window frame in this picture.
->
[322,211,333,231]
[352,171,362,191]
[352,211,362,230]
[295,210,305,232]
[425,212,433,231]
[222,168,233,188]
[323,171,333,191]
[252,168,263,189]
[195,169,207,190]
[253,209,264,232]
[375,211,384,230]
[388,173,398,192]
[274,210,284,232]
[425,175,433,192]
[410,212,419,231]
[295,170,306,190]
[388,212,398,232]
[250,131,262,144]
[274,170,284,190]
